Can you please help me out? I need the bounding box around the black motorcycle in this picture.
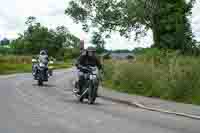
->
[32,59,53,86]
[73,66,100,104]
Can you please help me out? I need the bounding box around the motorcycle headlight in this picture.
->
[90,75,97,80]
[84,74,89,79]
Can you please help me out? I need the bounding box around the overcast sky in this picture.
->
[0,0,200,50]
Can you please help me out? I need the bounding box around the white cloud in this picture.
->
[192,0,200,41]
[0,0,200,49]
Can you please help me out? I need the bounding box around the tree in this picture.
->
[65,0,196,54]
[0,38,10,46]
[91,31,105,53]
[113,49,131,53]
[25,16,36,25]
[157,0,196,54]
[12,16,80,57]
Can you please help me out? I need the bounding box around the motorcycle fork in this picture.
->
[79,80,89,98]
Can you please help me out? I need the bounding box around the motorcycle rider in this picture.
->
[38,50,49,66]
[75,47,103,94]
[33,50,49,79]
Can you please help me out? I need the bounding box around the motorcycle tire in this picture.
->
[88,82,97,104]
[79,86,85,103]
[49,70,53,76]
[38,79,43,86]
[79,96,84,103]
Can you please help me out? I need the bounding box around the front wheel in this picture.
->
[38,79,43,86]
[48,69,53,76]
[32,65,37,76]
[79,96,84,103]
[88,81,97,104]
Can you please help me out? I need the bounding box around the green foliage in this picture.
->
[0,63,32,75]
[65,0,147,39]
[65,0,196,53]
[0,55,32,74]
[112,49,132,53]
[102,53,111,59]
[0,38,10,46]
[0,47,14,55]
[90,32,106,53]
[104,49,200,105]
[9,16,80,59]
[157,0,195,52]
[0,55,32,64]
[64,48,80,60]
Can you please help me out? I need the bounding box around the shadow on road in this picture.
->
[60,97,104,106]
[32,84,57,88]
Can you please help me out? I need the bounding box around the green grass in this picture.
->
[103,49,200,105]
[51,62,72,69]
[0,63,32,75]
[0,55,72,75]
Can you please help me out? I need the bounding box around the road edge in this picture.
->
[99,91,200,120]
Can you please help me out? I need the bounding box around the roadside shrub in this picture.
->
[104,49,200,105]
[0,47,14,55]
[164,56,200,104]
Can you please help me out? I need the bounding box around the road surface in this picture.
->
[0,69,199,133]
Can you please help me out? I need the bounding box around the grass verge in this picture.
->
[103,49,200,105]
[0,55,72,75]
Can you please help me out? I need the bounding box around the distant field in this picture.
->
[0,55,72,75]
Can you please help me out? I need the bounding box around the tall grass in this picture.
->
[104,49,200,105]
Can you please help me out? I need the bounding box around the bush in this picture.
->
[0,47,14,55]
[64,48,80,60]
[163,56,200,104]
[104,49,200,105]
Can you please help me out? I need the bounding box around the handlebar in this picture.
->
[77,65,93,73]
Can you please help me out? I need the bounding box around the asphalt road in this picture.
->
[0,68,199,133]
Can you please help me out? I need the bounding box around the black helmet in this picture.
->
[40,50,47,55]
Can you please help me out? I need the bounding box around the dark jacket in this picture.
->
[76,55,102,70]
